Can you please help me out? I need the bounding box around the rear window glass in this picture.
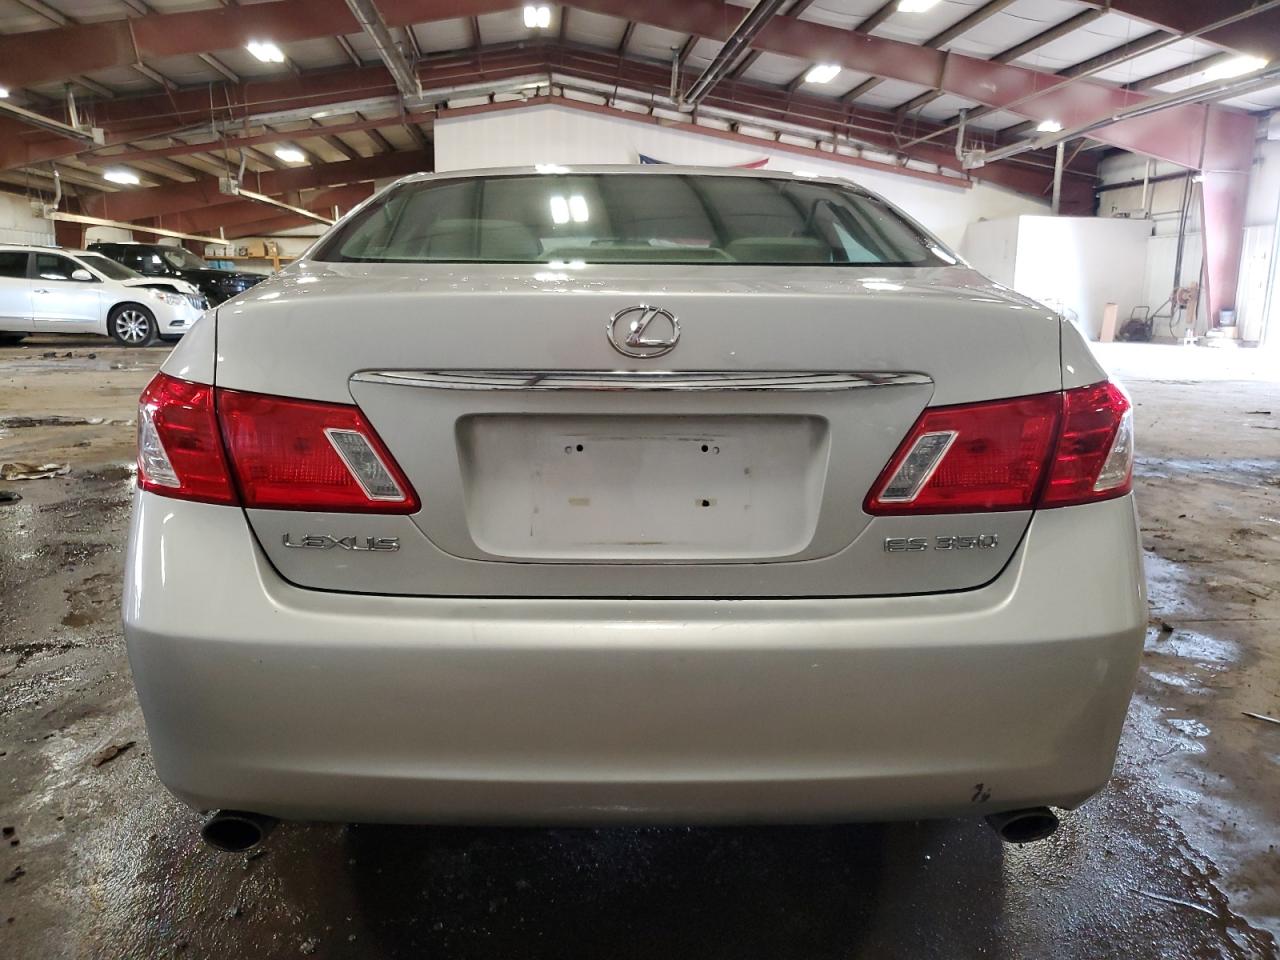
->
[312,173,951,267]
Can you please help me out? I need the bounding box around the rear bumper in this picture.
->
[123,492,1145,825]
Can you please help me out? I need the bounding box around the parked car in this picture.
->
[0,245,206,346]
[88,241,265,306]
[124,167,1144,852]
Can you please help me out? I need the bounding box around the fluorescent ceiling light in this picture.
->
[524,5,551,29]
[0,87,8,99]
[103,169,140,185]
[1203,55,1268,81]
[549,195,570,224]
[897,0,940,12]
[274,147,306,163]
[1036,119,1063,133]
[568,195,589,222]
[804,64,841,84]
[246,41,285,63]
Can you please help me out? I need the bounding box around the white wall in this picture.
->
[1013,217,1152,340]
[0,193,54,245]
[958,218,1019,287]
[434,104,1048,248]
[84,225,133,244]
[960,215,1151,340]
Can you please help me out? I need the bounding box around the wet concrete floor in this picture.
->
[0,336,1277,959]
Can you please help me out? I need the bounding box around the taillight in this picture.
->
[137,373,236,504]
[866,381,1133,515]
[217,389,419,513]
[1039,381,1134,507]
[136,373,419,513]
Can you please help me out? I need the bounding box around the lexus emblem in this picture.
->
[608,305,680,358]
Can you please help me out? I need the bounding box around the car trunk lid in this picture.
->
[215,262,1062,598]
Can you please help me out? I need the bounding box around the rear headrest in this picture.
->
[724,237,832,263]
[420,219,541,260]
[548,245,733,262]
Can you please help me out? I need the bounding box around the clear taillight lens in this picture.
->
[866,381,1133,515]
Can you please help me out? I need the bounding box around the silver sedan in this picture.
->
[122,167,1144,850]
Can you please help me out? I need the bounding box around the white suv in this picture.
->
[0,245,206,346]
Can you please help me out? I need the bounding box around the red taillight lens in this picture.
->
[137,373,237,504]
[1039,381,1133,506]
[865,381,1133,515]
[217,389,419,513]
[866,393,1062,514]
[137,374,419,513]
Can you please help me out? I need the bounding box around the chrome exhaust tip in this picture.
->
[985,807,1059,844]
[200,810,277,853]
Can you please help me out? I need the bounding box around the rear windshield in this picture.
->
[312,173,951,267]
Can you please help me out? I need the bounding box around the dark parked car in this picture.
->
[88,242,265,306]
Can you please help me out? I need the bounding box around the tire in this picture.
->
[109,304,158,347]
[0,332,27,345]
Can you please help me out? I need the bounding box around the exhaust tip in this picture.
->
[200,810,277,853]
[985,807,1059,844]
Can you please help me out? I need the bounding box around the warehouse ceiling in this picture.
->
[1,0,1278,235]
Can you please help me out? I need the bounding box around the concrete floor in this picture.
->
[0,335,1277,959]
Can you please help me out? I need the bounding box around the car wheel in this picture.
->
[110,304,158,347]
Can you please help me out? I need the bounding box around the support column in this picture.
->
[1199,109,1258,329]
[53,219,85,249]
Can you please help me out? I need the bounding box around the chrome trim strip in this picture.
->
[350,370,933,392]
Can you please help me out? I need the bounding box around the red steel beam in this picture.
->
[167,183,374,234]
[0,1,520,91]
[1200,111,1258,329]
[0,47,538,171]
[0,0,1257,171]
[84,113,436,165]
[82,151,428,221]
[7,44,1088,200]
[223,213,328,239]
[1077,1,1280,62]
[570,0,1254,171]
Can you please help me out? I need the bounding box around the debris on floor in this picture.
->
[0,462,71,480]
[90,741,137,767]
[1135,889,1219,918]
[0,416,113,429]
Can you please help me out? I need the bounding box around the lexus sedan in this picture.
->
[123,167,1145,850]
[0,245,205,345]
